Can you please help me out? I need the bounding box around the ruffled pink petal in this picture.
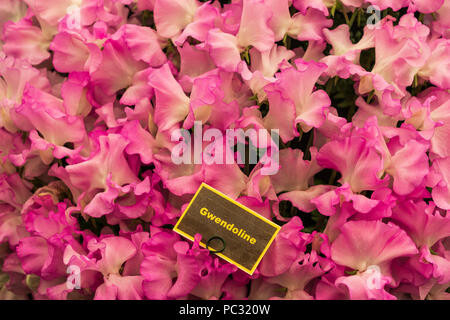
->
[88,236,137,275]
[419,89,450,158]
[266,252,331,296]
[50,31,101,73]
[65,134,139,192]
[263,82,297,143]
[122,231,150,276]
[429,157,450,210]
[0,206,28,246]
[236,0,274,52]
[265,59,330,135]
[121,120,157,165]
[16,236,66,279]
[118,24,166,67]
[148,63,190,131]
[335,269,396,300]
[95,274,145,300]
[18,85,86,147]
[411,0,444,13]
[23,0,72,26]
[317,136,387,193]
[270,147,321,193]
[366,0,410,11]
[331,220,418,271]
[2,19,51,65]
[90,32,148,102]
[419,39,450,90]
[292,0,329,16]
[178,43,216,90]
[188,70,240,130]
[175,3,219,46]
[259,217,307,277]
[391,200,450,248]
[153,0,198,39]
[265,0,292,41]
[386,140,429,195]
[288,9,333,42]
[61,72,92,117]
[280,185,335,213]
[206,28,242,73]
[154,151,204,196]
[141,235,205,299]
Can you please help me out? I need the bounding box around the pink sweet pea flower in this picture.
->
[331,220,418,282]
[391,200,450,249]
[409,0,445,13]
[236,0,274,52]
[177,43,216,90]
[17,196,77,282]
[90,28,148,104]
[0,54,50,133]
[288,8,333,42]
[292,0,329,16]
[148,63,191,132]
[418,39,450,89]
[414,88,450,158]
[259,217,312,277]
[317,135,387,193]
[141,232,209,299]
[62,235,145,300]
[263,58,331,142]
[427,157,450,210]
[187,69,240,131]
[2,18,51,65]
[153,0,199,40]
[334,267,397,300]
[266,251,332,299]
[0,204,28,247]
[50,31,102,73]
[360,14,430,93]
[245,45,294,102]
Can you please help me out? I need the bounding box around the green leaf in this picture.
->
[345,269,358,275]
[26,274,40,292]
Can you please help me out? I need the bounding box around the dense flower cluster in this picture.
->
[0,0,449,300]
